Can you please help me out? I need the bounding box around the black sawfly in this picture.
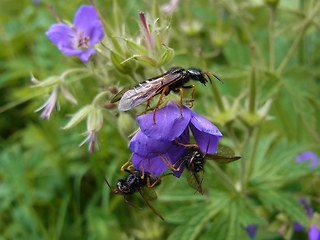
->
[158,141,241,194]
[104,169,171,220]
[111,67,221,122]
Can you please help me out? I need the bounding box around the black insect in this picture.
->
[111,67,221,122]
[104,169,169,220]
[159,142,241,194]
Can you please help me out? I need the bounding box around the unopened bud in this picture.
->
[117,113,137,138]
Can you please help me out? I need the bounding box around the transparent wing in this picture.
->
[186,171,203,194]
[140,186,158,201]
[206,144,241,164]
[118,73,182,111]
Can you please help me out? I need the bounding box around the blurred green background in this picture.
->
[1,0,319,239]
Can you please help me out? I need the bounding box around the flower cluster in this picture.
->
[129,101,223,177]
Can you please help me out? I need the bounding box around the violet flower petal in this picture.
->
[137,101,191,141]
[78,48,96,62]
[73,5,100,37]
[293,222,304,231]
[46,23,74,47]
[132,153,169,176]
[246,225,257,239]
[129,130,173,157]
[308,224,320,240]
[87,22,105,44]
[296,151,318,168]
[189,110,222,153]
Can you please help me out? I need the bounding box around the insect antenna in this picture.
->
[139,190,165,221]
[203,71,223,84]
[104,177,118,194]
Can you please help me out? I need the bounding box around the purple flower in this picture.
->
[161,0,179,14]
[246,225,257,239]
[79,108,103,153]
[296,151,318,168]
[129,128,189,177]
[129,101,223,176]
[309,224,320,240]
[46,5,104,62]
[34,87,59,120]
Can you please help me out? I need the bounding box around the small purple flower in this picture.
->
[246,224,257,239]
[129,101,223,176]
[79,131,98,153]
[139,11,155,49]
[34,87,59,120]
[79,108,103,153]
[46,5,104,62]
[296,151,318,168]
[308,224,320,240]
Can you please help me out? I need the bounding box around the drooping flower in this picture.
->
[296,151,318,168]
[34,87,59,120]
[129,127,189,177]
[246,224,257,239]
[79,108,103,153]
[308,224,320,240]
[129,101,223,176]
[46,5,104,62]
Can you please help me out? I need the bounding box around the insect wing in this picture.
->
[186,171,203,194]
[206,144,241,164]
[111,86,132,103]
[140,186,158,201]
[118,73,182,111]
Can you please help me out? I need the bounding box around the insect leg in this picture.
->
[145,99,151,111]
[121,154,133,171]
[147,158,153,177]
[153,86,169,124]
[174,137,199,149]
[203,137,211,158]
[147,172,173,188]
[141,156,148,179]
[139,191,164,221]
[154,152,184,172]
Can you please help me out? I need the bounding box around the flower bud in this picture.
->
[87,108,103,132]
[117,112,137,138]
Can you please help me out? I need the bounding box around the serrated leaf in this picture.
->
[257,190,309,226]
[168,191,232,240]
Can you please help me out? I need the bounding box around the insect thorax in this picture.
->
[184,148,205,173]
[116,172,147,194]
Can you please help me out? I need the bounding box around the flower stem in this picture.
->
[208,161,237,193]
[243,126,261,188]
[268,6,276,72]
[210,80,225,112]
[92,91,109,107]
[249,46,256,114]
[60,68,90,80]
[276,1,320,75]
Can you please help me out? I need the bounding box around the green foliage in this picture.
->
[1,0,320,239]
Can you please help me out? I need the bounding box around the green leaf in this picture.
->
[157,46,174,66]
[168,191,232,240]
[257,190,309,226]
[126,39,148,55]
